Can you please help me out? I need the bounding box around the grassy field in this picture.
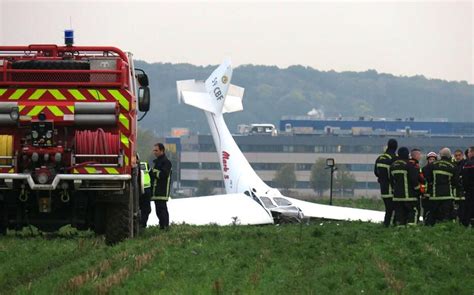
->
[0,199,473,294]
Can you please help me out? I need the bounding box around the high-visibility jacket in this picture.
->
[424,158,457,200]
[140,162,151,189]
[390,159,420,202]
[374,151,397,198]
[150,154,172,201]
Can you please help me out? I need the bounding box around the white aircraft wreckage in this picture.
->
[149,60,384,226]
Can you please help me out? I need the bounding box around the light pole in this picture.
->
[326,158,337,205]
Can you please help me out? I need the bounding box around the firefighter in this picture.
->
[139,162,152,228]
[461,146,474,227]
[374,138,398,226]
[390,147,420,225]
[453,149,466,222]
[409,148,425,223]
[150,143,172,230]
[424,148,457,226]
[421,151,438,222]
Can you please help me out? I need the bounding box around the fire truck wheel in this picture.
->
[0,201,5,236]
[132,171,140,237]
[93,204,106,235]
[105,201,131,245]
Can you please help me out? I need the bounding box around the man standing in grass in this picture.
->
[461,146,474,227]
[453,149,466,222]
[421,152,438,222]
[150,143,172,230]
[390,147,420,225]
[374,138,398,227]
[424,148,457,226]
[409,148,425,223]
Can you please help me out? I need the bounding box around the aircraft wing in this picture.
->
[148,194,274,226]
[285,197,384,223]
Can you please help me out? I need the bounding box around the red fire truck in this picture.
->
[0,35,150,244]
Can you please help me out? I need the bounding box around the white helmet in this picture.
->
[426,152,437,159]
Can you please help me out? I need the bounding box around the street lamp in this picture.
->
[325,158,337,205]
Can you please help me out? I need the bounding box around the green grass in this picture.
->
[0,200,473,294]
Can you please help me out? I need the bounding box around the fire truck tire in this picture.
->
[93,204,106,235]
[132,169,140,237]
[105,201,132,245]
[0,200,5,236]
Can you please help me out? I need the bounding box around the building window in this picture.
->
[283,145,294,152]
[181,162,200,169]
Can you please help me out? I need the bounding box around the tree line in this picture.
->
[136,61,473,135]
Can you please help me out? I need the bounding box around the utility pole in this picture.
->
[326,158,337,205]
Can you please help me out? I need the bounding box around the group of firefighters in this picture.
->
[375,139,474,227]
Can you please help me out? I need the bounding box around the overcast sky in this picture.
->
[0,0,472,83]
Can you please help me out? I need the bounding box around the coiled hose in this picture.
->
[74,129,119,164]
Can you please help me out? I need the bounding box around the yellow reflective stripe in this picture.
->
[28,106,45,116]
[105,167,119,174]
[108,90,130,111]
[29,89,47,100]
[433,170,454,198]
[9,89,27,100]
[8,168,14,173]
[73,169,79,174]
[433,170,453,177]
[68,89,86,101]
[120,133,130,148]
[47,106,64,116]
[85,167,97,173]
[392,170,409,198]
[119,114,130,130]
[430,196,454,200]
[376,163,391,169]
[0,89,7,96]
[19,105,25,112]
[49,89,66,100]
[67,106,75,113]
[125,155,129,166]
[88,89,106,100]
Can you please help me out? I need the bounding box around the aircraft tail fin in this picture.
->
[177,60,244,115]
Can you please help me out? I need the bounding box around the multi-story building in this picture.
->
[175,117,474,198]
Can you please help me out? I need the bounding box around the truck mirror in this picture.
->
[136,72,149,87]
[138,86,150,112]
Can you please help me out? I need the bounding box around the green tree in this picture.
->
[310,158,331,197]
[273,164,296,193]
[334,165,357,197]
[196,178,214,196]
[136,128,158,163]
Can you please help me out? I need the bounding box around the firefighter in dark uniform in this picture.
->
[390,147,420,225]
[409,148,425,223]
[461,146,474,227]
[424,148,457,226]
[421,152,437,222]
[374,138,398,226]
[453,149,466,222]
[150,143,172,230]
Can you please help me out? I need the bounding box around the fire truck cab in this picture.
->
[0,37,150,244]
